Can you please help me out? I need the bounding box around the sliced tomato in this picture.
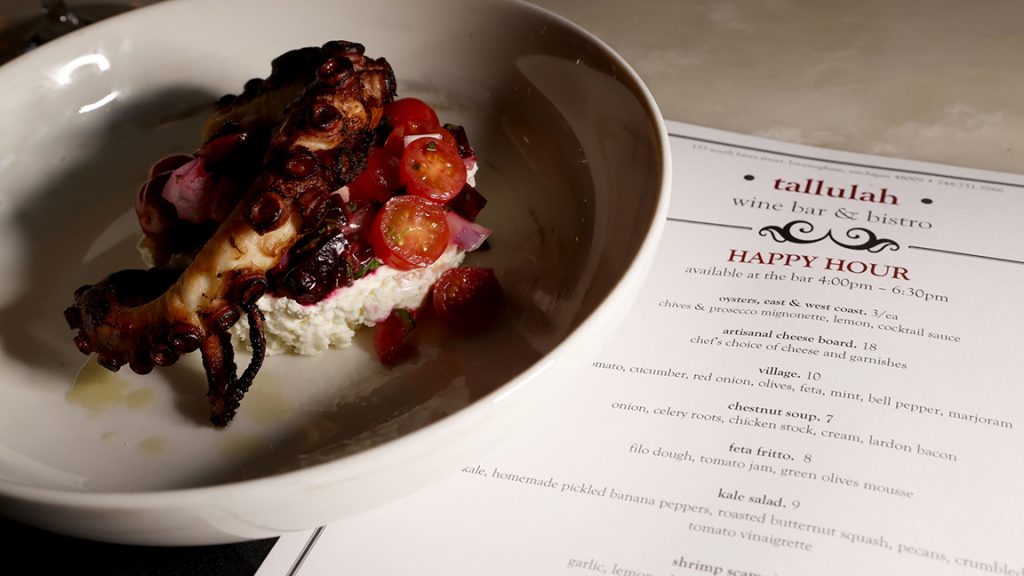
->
[369,195,450,270]
[347,146,400,203]
[383,98,440,156]
[432,266,503,333]
[386,98,440,131]
[399,138,467,204]
[374,308,417,365]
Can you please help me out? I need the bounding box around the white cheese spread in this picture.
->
[231,245,464,356]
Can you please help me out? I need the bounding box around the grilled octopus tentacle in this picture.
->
[64,41,397,426]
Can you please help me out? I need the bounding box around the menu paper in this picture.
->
[256,121,1024,576]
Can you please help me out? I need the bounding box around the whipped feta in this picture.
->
[231,245,464,356]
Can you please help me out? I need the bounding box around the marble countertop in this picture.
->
[531,0,1024,174]
[3,0,1021,174]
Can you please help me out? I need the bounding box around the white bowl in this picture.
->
[0,0,670,544]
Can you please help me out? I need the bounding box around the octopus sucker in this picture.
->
[65,41,396,426]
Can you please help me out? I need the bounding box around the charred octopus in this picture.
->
[64,41,398,426]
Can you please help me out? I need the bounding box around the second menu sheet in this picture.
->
[259,121,1024,576]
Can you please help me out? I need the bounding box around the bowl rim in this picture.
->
[0,0,673,510]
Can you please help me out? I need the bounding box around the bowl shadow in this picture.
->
[0,86,218,385]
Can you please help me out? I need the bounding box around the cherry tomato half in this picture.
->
[399,138,467,204]
[347,146,400,203]
[373,308,417,365]
[383,98,440,155]
[432,266,503,333]
[386,98,440,131]
[370,195,450,270]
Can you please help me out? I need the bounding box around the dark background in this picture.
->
[0,515,276,576]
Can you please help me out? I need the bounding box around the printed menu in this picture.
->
[255,120,1024,576]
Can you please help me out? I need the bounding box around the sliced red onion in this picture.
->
[135,154,192,236]
[162,156,217,223]
[446,211,492,252]
[464,156,477,186]
[148,154,193,179]
[334,185,351,203]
